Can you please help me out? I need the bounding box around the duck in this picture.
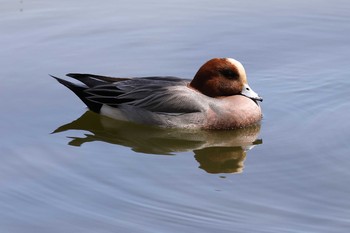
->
[52,58,263,129]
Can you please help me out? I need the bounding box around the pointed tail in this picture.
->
[51,75,102,113]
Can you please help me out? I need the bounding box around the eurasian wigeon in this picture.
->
[52,58,263,129]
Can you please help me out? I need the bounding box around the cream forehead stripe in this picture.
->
[225,58,247,77]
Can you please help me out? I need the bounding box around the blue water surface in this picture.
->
[1,0,350,232]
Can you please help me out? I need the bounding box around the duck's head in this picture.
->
[189,58,263,101]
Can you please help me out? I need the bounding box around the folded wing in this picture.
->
[53,73,207,115]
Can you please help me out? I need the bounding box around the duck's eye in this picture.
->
[246,87,250,91]
[220,68,238,79]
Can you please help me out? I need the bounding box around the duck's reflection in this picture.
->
[53,111,262,174]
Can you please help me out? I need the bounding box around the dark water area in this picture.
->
[1,0,350,232]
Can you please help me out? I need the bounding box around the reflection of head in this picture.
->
[194,147,247,174]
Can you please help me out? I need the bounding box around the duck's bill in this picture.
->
[241,84,263,102]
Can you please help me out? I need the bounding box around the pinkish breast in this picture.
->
[204,95,262,129]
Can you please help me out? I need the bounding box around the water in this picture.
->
[1,0,350,232]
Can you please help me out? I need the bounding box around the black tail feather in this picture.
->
[66,73,130,87]
[51,75,102,113]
